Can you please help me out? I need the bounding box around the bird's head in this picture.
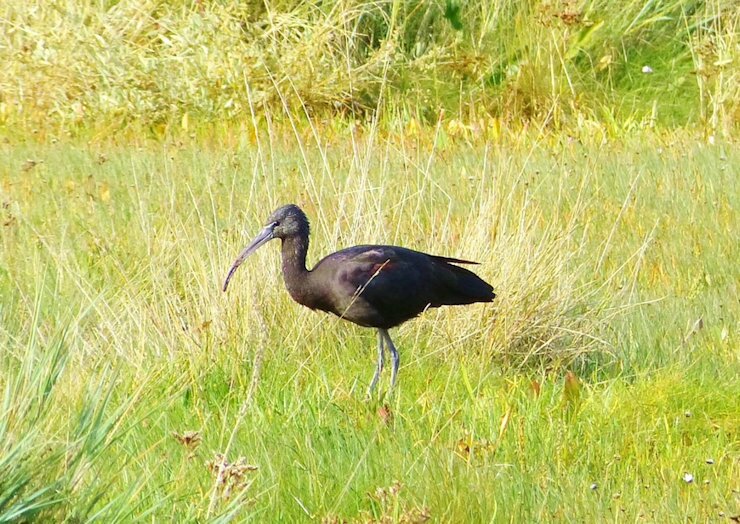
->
[223,204,309,291]
[266,204,310,240]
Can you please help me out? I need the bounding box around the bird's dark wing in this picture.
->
[312,245,493,328]
[323,246,423,297]
[319,246,430,326]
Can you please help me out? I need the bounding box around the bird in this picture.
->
[223,204,495,395]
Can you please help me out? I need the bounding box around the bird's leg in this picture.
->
[380,329,400,390]
[367,329,385,396]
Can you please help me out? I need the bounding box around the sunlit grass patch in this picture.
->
[0,0,736,135]
[0,125,737,520]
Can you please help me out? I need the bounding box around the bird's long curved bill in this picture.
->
[223,225,274,291]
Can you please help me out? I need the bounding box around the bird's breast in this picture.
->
[283,274,331,313]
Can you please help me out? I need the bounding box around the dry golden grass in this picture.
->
[1,0,737,135]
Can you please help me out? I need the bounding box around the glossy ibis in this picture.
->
[223,204,495,394]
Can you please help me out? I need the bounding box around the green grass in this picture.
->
[0,124,737,521]
[1,0,737,135]
[1,2,736,520]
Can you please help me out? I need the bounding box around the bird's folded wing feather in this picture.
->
[428,254,480,265]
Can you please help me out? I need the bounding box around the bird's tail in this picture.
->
[439,263,496,305]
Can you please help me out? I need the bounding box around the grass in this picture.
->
[0,1,738,520]
[1,0,737,135]
[0,122,737,521]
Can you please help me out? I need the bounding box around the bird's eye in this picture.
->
[273,220,280,227]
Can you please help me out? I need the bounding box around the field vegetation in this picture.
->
[1,0,738,522]
[1,0,737,134]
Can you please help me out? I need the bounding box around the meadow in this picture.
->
[1,0,739,522]
[1,124,737,521]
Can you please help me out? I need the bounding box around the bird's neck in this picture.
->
[280,235,311,302]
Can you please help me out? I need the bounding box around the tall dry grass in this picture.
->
[1,0,737,134]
